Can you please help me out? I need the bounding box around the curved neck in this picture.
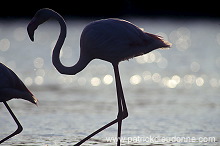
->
[51,12,89,75]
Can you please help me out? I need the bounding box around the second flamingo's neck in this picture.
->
[51,12,90,75]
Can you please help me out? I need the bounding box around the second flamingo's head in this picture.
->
[27,8,57,41]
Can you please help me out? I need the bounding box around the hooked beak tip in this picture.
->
[27,27,35,42]
[30,36,34,42]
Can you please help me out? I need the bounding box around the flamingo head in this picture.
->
[27,8,54,41]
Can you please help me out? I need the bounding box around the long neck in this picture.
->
[51,12,90,75]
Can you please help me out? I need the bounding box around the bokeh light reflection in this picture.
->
[152,73,161,83]
[209,78,219,88]
[169,27,191,51]
[130,75,142,85]
[13,27,26,41]
[0,38,10,52]
[24,77,33,86]
[35,76,44,85]
[0,19,219,92]
[135,51,163,65]
[196,77,204,87]
[142,71,151,81]
[34,57,44,68]
[78,77,87,86]
[91,77,101,86]
[190,61,200,72]
[103,74,113,85]
[157,57,168,69]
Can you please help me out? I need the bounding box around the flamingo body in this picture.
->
[0,63,37,103]
[80,18,170,63]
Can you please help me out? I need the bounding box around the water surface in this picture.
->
[0,18,220,145]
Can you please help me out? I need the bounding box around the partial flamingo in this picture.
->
[0,63,37,144]
[27,8,171,146]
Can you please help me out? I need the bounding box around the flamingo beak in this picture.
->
[27,18,38,42]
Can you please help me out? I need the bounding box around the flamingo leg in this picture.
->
[74,119,118,146]
[0,102,23,144]
[113,63,128,146]
[117,119,122,146]
[74,64,128,146]
[116,80,123,146]
[74,102,123,145]
[116,98,123,146]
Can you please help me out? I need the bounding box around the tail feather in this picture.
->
[146,32,172,49]
[32,95,38,105]
[0,63,38,105]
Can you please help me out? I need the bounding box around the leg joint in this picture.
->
[117,111,128,120]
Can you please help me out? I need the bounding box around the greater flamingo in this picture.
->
[0,63,37,144]
[27,8,171,146]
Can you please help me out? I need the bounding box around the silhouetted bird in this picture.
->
[27,8,171,146]
[0,63,37,144]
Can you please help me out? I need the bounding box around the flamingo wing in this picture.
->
[0,63,37,104]
[80,19,170,62]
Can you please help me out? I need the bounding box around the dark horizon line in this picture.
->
[0,6,220,20]
[1,13,220,20]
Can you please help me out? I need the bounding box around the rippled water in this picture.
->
[0,18,220,145]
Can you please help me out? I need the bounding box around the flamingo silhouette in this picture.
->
[0,63,37,144]
[27,8,171,146]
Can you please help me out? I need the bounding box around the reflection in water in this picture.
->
[77,77,87,86]
[35,76,44,85]
[91,77,101,86]
[130,74,142,85]
[0,38,10,52]
[196,77,204,87]
[34,57,44,68]
[13,27,26,41]
[103,74,113,85]
[0,19,220,145]
[1,20,220,90]
[190,61,200,72]
[24,77,33,86]
[169,27,191,51]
